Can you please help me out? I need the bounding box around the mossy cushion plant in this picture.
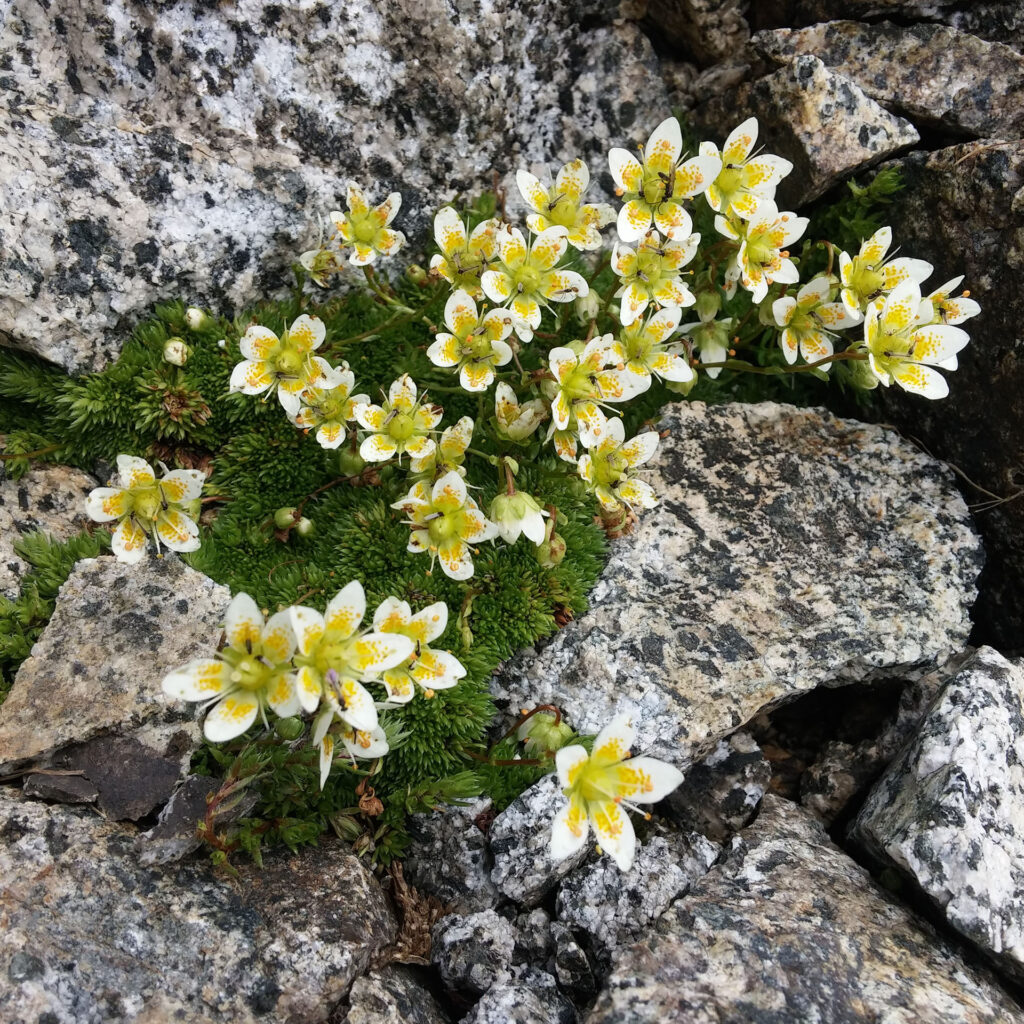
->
[0,116,978,872]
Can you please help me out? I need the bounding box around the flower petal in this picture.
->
[556,744,589,788]
[438,540,474,581]
[360,434,400,462]
[432,470,468,512]
[295,664,324,714]
[116,455,156,489]
[516,169,549,214]
[266,671,301,718]
[617,200,652,243]
[319,735,334,790]
[410,648,465,690]
[645,116,682,176]
[287,314,326,352]
[434,206,467,255]
[262,610,296,664]
[551,797,590,863]
[156,508,200,553]
[110,517,148,564]
[591,713,635,767]
[591,799,636,871]
[621,430,660,467]
[204,693,259,742]
[351,632,416,674]
[162,659,226,701]
[159,469,206,504]
[225,592,264,651]
[608,148,643,193]
[290,600,327,654]
[85,487,129,523]
[325,580,366,637]
[613,755,685,803]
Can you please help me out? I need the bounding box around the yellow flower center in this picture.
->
[548,197,579,229]
[132,488,162,522]
[851,263,885,301]
[388,412,416,441]
[513,264,542,295]
[353,218,378,244]
[227,654,273,692]
[468,334,493,361]
[715,165,742,201]
[275,349,304,377]
[428,513,459,544]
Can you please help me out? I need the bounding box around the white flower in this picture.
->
[839,226,932,318]
[427,290,514,392]
[516,158,615,251]
[699,117,792,219]
[489,491,548,545]
[772,276,860,367]
[356,374,443,463]
[86,455,204,564]
[330,182,405,266]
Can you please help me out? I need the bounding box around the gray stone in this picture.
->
[460,967,576,1024]
[490,775,589,907]
[513,908,555,967]
[664,731,770,841]
[0,464,98,599]
[851,647,1024,983]
[643,0,750,66]
[135,774,224,866]
[590,796,1024,1024]
[0,787,396,1023]
[551,922,597,1000]
[22,771,98,805]
[753,22,1024,139]
[692,55,919,206]
[0,0,666,373]
[345,967,450,1024]
[492,402,982,770]
[556,826,718,961]
[0,555,229,774]
[856,140,1024,650]
[404,797,499,913]
[432,909,517,996]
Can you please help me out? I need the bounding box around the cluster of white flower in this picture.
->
[162,583,464,788]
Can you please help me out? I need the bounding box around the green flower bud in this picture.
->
[338,449,366,477]
[406,263,428,285]
[274,717,304,740]
[535,519,567,567]
[295,517,315,538]
[163,337,190,366]
[517,711,574,755]
[274,507,298,529]
[695,289,722,324]
[846,355,880,391]
[665,374,699,397]
[575,292,601,324]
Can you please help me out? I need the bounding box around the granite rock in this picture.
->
[850,140,1024,650]
[431,909,517,996]
[403,797,499,914]
[556,826,718,962]
[550,922,597,1000]
[590,795,1024,1024]
[692,55,919,206]
[643,0,750,66]
[490,774,590,907]
[513,908,555,967]
[0,555,229,774]
[0,788,396,1023]
[753,22,1024,139]
[851,647,1024,983]
[1,0,666,373]
[0,464,98,599]
[135,774,223,866]
[664,731,770,841]
[344,967,450,1024]
[460,967,576,1024]
[492,402,982,769]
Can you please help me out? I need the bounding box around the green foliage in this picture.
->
[0,529,109,700]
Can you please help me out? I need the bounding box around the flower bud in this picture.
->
[295,516,315,538]
[184,307,207,331]
[490,491,547,545]
[274,507,298,529]
[575,291,601,324]
[274,717,304,740]
[338,449,366,477]
[163,337,190,366]
[517,711,574,755]
[665,374,699,397]
[847,356,880,392]
[535,519,567,567]
[695,289,721,324]
[406,263,428,285]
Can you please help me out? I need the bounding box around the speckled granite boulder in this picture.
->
[492,402,982,769]
[556,826,718,962]
[404,797,499,913]
[460,967,576,1024]
[691,55,918,206]
[0,788,396,1023]
[345,967,449,1024]
[0,464,97,598]
[0,0,666,373]
[589,796,1024,1024]
[664,731,770,840]
[851,648,1024,983]
[0,555,229,774]
[753,22,1024,139]
[490,775,589,907]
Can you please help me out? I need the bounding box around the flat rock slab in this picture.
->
[0,789,396,1023]
[753,21,1024,139]
[851,647,1024,984]
[590,796,1024,1023]
[0,465,97,599]
[0,555,229,774]
[492,402,982,769]
[692,54,918,206]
